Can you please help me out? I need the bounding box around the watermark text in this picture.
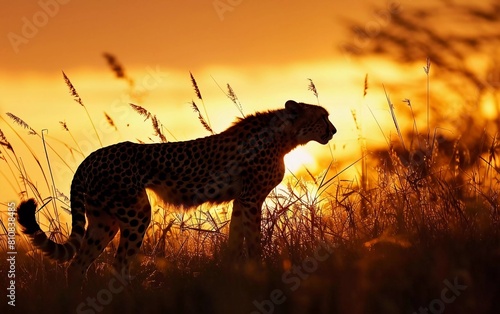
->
[6,202,17,307]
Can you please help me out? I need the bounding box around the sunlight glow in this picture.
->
[284,146,315,173]
[481,93,499,120]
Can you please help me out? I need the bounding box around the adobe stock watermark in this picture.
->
[213,0,244,21]
[76,268,134,314]
[413,276,468,314]
[338,1,402,62]
[7,0,71,53]
[251,242,335,314]
[6,202,17,307]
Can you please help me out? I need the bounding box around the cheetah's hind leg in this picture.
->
[112,193,152,283]
[67,207,119,288]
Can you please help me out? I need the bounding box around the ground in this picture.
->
[2,234,499,314]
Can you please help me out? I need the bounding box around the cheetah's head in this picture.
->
[285,100,337,145]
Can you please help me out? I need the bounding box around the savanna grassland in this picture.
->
[1,54,500,314]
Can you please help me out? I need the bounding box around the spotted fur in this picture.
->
[17,100,336,284]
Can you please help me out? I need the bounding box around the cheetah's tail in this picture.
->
[17,199,85,262]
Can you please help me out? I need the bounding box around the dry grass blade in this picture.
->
[487,132,499,170]
[383,85,406,151]
[308,78,319,102]
[41,129,59,218]
[190,72,203,100]
[209,75,244,118]
[423,57,431,74]
[351,110,360,132]
[191,101,214,134]
[130,103,152,121]
[130,103,176,142]
[304,166,318,185]
[59,121,84,157]
[103,52,134,87]
[403,98,422,149]
[6,113,37,135]
[190,72,212,129]
[227,84,237,104]
[62,71,103,147]
[1,114,52,197]
[363,74,369,97]
[151,115,167,143]
[103,52,125,79]
[0,129,14,152]
[424,57,431,142]
[62,71,84,107]
[59,121,69,131]
[0,129,23,193]
[318,157,362,196]
[104,112,118,131]
[227,84,244,117]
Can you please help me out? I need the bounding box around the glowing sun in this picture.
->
[284,146,315,173]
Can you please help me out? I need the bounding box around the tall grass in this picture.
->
[62,71,103,147]
[0,60,499,314]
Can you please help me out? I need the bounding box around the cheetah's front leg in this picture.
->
[228,198,264,259]
[227,199,245,258]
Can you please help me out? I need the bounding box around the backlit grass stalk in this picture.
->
[130,103,173,142]
[103,52,135,88]
[403,98,422,149]
[191,101,214,134]
[354,74,369,217]
[0,117,60,229]
[317,157,362,197]
[190,72,212,130]
[227,84,244,118]
[308,78,319,104]
[0,129,23,193]
[424,58,431,143]
[7,113,74,173]
[62,71,103,147]
[2,114,51,199]
[151,115,167,143]
[44,135,82,162]
[102,53,145,102]
[3,114,72,226]
[384,84,406,151]
[59,121,84,157]
[104,112,118,132]
[42,129,59,218]
[209,76,245,118]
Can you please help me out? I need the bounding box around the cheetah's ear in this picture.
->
[285,100,303,114]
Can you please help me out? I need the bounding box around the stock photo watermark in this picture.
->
[413,276,468,314]
[6,202,17,307]
[7,0,71,53]
[76,268,133,314]
[251,242,335,314]
[213,0,244,21]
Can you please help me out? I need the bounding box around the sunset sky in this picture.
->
[1,0,494,202]
[3,0,385,71]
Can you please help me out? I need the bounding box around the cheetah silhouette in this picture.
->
[17,100,336,285]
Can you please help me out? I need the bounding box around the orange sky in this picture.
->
[1,0,488,203]
[2,0,365,73]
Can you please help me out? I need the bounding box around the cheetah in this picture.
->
[17,100,336,284]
